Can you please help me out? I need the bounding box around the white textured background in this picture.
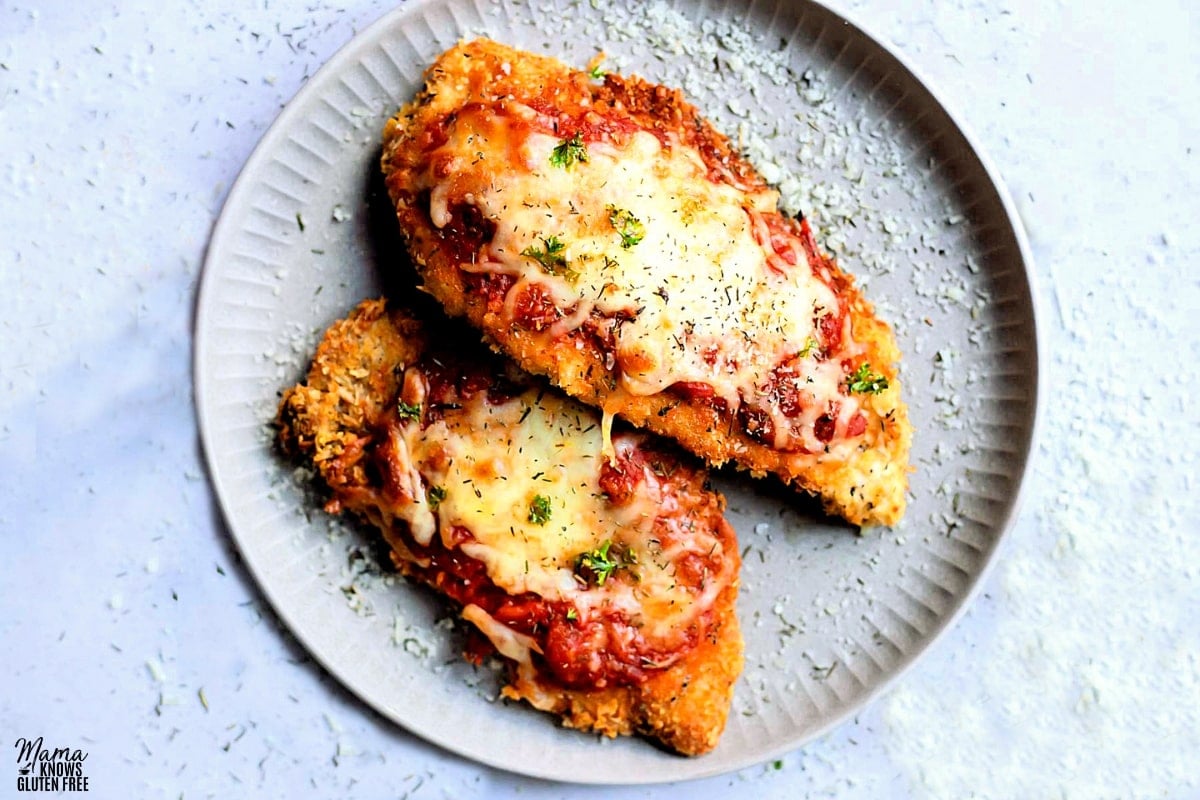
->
[2,1,1197,797]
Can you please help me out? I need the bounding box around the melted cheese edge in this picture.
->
[391,386,729,642]
[424,104,862,456]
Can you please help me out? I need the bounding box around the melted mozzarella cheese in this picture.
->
[423,104,858,440]
[462,603,539,663]
[393,386,728,641]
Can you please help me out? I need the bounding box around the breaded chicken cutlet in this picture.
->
[277,299,743,755]
[381,39,911,527]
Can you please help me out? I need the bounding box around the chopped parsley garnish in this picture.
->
[588,63,606,80]
[798,336,819,359]
[528,494,553,525]
[846,362,889,394]
[521,235,575,280]
[565,607,579,622]
[575,540,618,586]
[607,205,645,248]
[426,485,447,509]
[574,540,636,587]
[549,132,588,169]
[397,400,423,420]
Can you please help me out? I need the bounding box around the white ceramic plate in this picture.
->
[195,0,1039,784]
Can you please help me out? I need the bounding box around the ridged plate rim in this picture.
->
[194,0,1041,784]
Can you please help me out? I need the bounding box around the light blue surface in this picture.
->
[2,1,1197,797]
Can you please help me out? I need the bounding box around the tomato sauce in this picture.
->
[389,491,700,690]
[510,283,561,332]
[436,200,495,266]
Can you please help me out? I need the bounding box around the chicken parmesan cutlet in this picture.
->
[277,299,742,755]
[381,39,912,527]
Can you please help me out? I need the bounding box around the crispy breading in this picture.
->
[277,299,743,755]
[381,39,911,527]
